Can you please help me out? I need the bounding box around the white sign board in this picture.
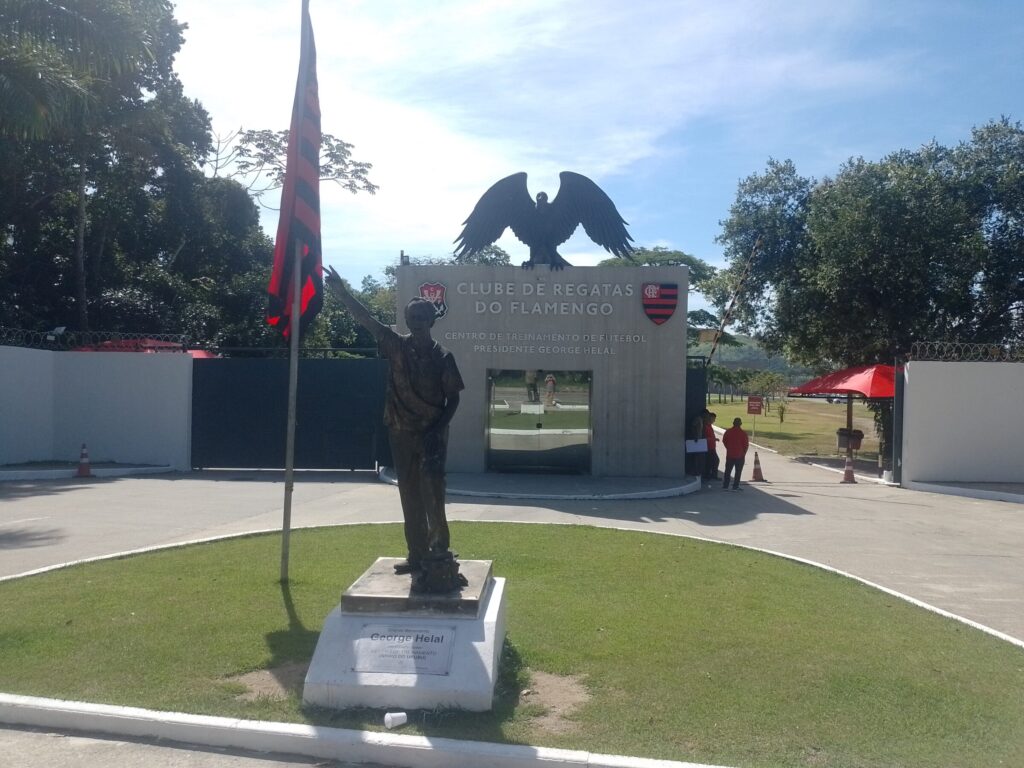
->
[352,624,456,676]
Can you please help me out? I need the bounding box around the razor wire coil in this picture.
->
[0,327,189,351]
[909,341,1024,362]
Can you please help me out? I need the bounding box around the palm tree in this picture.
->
[0,0,150,139]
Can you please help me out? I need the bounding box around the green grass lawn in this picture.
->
[707,397,881,460]
[2,523,1021,768]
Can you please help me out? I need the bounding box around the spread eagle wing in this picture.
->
[453,172,536,260]
[548,171,635,260]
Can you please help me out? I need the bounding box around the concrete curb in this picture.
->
[799,461,898,486]
[902,480,1024,504]
[0,693,729,768]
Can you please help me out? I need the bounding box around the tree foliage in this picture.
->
[715,119,1024,459]
[207,128,378,207]
[0,0,377,344]
[599,245,715,287]
[0,0,156,140]
[715,119,1024,368]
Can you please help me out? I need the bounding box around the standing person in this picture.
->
[687,410,707,478]
[525,369,539,403]
[324,266,465,590]
[544,372,557,405]
[721,417,750,491]
[703,411,719,480]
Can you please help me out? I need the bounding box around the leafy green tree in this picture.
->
[206,128,378,207]
[0,0,215,331]
[457,244,511,266]
[953,118,1024,342]
[709,159,815,354]
[715,119,1024,460]
[0,1,382,345]
[0,0,153,140]
[599,246,715,286]
[706,363,733,403]
[716,123,1024,366]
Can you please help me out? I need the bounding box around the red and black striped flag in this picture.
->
[267,0,323,340]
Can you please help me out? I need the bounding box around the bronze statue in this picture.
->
[453,171,635,269]
[325,266,466,592]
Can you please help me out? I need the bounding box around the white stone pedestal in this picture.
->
[303,558,507,712]
[519,402,544,415]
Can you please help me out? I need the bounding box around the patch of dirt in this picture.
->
[520,671,590,734]
[228,661,308,702]
[227,663,590,734]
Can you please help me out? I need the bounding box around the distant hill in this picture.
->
[690,335,812,382]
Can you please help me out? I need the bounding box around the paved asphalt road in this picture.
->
[2,451,1022,767]
[0,726,360,768]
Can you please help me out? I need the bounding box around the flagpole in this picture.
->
[280,0,312,583]
[275,0,320,582]
[280,236,303,583]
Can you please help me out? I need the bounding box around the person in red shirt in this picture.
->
[721,417,750,490]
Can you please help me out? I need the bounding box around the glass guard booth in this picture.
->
[485,369,592,474]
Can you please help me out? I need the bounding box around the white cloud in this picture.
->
[172,0,992,284]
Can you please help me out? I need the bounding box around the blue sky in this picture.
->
[171,0,1023,307]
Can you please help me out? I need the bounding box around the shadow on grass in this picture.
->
[263,581,321,698]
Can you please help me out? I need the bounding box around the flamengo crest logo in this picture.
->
[418,282,448,318]
[641,283,678,325]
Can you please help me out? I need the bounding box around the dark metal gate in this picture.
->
[191,358,391,469]
[685,358,708,426]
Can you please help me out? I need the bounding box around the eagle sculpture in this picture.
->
[453,171,635,269]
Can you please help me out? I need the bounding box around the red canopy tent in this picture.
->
[788,364,897,481]
[788,364,895,399]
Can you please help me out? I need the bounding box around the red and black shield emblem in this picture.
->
[641,283,678,325]
[418,282,448,318]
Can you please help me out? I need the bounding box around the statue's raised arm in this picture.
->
[324,265,390,341]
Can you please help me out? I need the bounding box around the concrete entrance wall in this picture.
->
[396,265,689,477]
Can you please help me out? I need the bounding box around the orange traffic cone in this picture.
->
[751,451,766,482]
[76,443,92,478]
[841,454,856,483]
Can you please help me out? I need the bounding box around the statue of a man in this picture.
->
[325,266,465,589]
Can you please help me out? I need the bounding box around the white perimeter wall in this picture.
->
[0,347,55,465]
[903,361,1024,483]
[0,346,192,470]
